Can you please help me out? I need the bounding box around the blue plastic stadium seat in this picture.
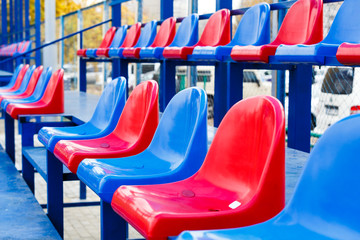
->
[38,77,126,152]
[190,3,270,61]
[0,64,23,91]
[76,87,207,203]
[122,21,158,58]
[108,23,142,58]
[95,25,128,58]
[275,0,360,64]
[175,113,360,240]
[1,67,53,110]
[138,17,178,59]
[0,65,35,97]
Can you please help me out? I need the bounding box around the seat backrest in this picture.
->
[196,9,231,47]
[113,80,159,147]
[32,67,52,100]
[18,41,32,53]
[109,25,128,48]
[88,77,126,130]
[4,64,23,89]
[323,0,360,44]
[150,17,176,48]
[98,27,117,48]
[133,21,158,48]
[148,87,207,171]
[168,14,199,47]
[16,65,36,93]
[196,96,285,205]
[272,0,323,45]
[120,23,142,48]
[229,3,270,47]
[284,114,360,237]
[10,64,30,91]
[22,65,43,95]
[41,69,64,106]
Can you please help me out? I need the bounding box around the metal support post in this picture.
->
[5,112,15,162]
[101,200,128,240]
[1,0,7,44]
[35,0,41,66]
[47,150,64,238]
[159,60,176,111]
[161,0,174,20]
[216,0,232,10]
[288,64,312,153]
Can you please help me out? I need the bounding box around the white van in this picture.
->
[314,67,359,134]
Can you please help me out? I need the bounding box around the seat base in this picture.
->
[336,43,360,65]
[163,47,195,60]
[274,43,340,65]
[139,47,165,59]
[231,44,278,63]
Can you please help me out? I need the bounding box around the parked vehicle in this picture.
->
[314,67,358,134]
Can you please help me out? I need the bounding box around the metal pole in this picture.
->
[19,0,23,41]
[1,0,7,44]
[9,0,13,42]
[136,0,142,85]
[35,0,41,66]
[60,16,64,68]
[25,0,30,41]
[188,0,197,88]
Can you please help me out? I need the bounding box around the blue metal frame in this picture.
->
[1,0,7,44]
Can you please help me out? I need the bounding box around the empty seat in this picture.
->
[96,26,128,58]
[108,23,142,58]
[0,64,23,91]
[0,65,36,98]
[231,0,323,63]
[175,113,360,240]
[122,21,158,59]
[0,66,43,105]
[77,87,207,203]
[53,80,159,173]
[163,9,231,60]
[139,17,177,59]
[0,64,29,93]
[14,41,32,56]
[276,0,360,64]
[190,3,270,61]
[38,77,126,152]
[6,69,64,119]
[1,67,52,111]
[111,95,285,240]
[77,27,117,57]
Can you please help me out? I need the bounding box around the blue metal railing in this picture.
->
[0,19,112,65]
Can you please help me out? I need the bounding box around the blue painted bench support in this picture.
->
[5,91,101,237]
[0,145,61,239]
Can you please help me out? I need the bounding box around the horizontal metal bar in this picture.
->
[41,201,100,209]
[0,19,112,64]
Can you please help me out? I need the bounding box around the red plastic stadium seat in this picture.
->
[6,69,64,119]
[107,23,142,57]
[163,9,231,60]
[0,66,43,104]
[53,80,159,173]
[231,0,323,63]
[0,65,29,93]
[111,96,286,240]
[148,17,176,48]
[336,43,360,65]
[77,27,117,57]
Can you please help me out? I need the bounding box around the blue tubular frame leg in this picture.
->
[21,119,35,193]
[159,60,176,111]
[47,150,64,238]
[288,65,312,153]
[5,112,15,162]
[216,0,232,11]
[35,0,41,66]
[214,62,228,127]
[228,62,243,108]
[1,0,7,45]
[161,0,174,20]
[101,200,128,240]
[79,58,86,92]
